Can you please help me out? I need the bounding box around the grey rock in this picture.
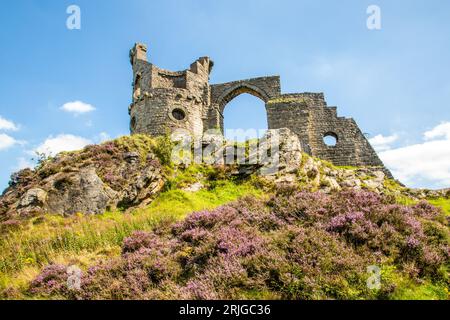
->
[124,152,140,163]
[365,179,382,190]
[341,178,362,188]
[322,177,341,191]
[46,167,118,216]
[259,128,302,176]
[373,171,385,182]
[182,182,204,192]
[19,188,47,208]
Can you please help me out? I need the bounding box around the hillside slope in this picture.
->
[0,134,449,300]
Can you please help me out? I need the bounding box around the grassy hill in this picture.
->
[0,135,448,300]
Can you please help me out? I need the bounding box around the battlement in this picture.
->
[129,43,148,64]
[128,42,390,174]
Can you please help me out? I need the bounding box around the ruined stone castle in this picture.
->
[128,43,388,172]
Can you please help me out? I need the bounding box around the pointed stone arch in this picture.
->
[207,76,281,131]
[216,83,270,113]
[211,76,281,110]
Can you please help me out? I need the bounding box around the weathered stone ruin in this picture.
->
[129,42,390,175]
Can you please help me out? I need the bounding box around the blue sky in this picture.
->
[1,0,450,190]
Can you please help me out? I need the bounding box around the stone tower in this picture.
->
[129,43,213,137]
[129,42,391,176]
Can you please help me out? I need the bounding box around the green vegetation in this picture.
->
[335,165,358,170]
[391,282,448,300]
[429,198,450,216]
[395,194,418,206]
[379,265,448,300]
[150,134,174,166]
[24,188,450,300]
[0,133,448,300]
[115,134,154,163]
[0,171,261,298]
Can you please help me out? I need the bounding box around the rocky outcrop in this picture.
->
[236,128,303,177]
[260,128,303,175]
[406,188,450,200]
[1,132,446,222]
[44,167,118,216]
[0,136,165,220]
[235,129,395,195]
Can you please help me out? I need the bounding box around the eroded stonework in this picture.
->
[129,43,390,175]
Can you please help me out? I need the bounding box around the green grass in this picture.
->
[335,165,358,170]
[395,194,418,206]
[383,179,406,192]
[428,198,450,216]
[391,282,449,300]
[0,179,261,296]
[380,265,449,300]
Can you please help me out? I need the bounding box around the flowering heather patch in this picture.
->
[122,231,165,254]
[29,189,450,300]
[29,264,70,297]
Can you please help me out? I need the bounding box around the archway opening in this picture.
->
[223,93,268,142]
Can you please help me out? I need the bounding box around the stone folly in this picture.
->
[129,43,390,176]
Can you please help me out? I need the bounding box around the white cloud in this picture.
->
[97,132,111,142]
[0,133,18,150]
[0,116,19,131]
[424,122,450,140]
[14,157,35,171]
[35,134,92,157]
[60,101,96,114]
[378,122,450,189]
[369,134,399,152]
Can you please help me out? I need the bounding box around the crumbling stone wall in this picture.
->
[266,94,385,169]
[128,43,390,174]
[129,43,212,137]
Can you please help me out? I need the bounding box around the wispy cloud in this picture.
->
[0,133,19,151]
[34,134,92,157]
[378,122,450,189]
[424,122,450,140]
[369,134,399,152]
[96,132,111,143]
[0,115,19,131]
[14,157,35,171]
[60,101,96,115]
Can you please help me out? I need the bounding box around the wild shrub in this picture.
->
[29,189,450,300]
